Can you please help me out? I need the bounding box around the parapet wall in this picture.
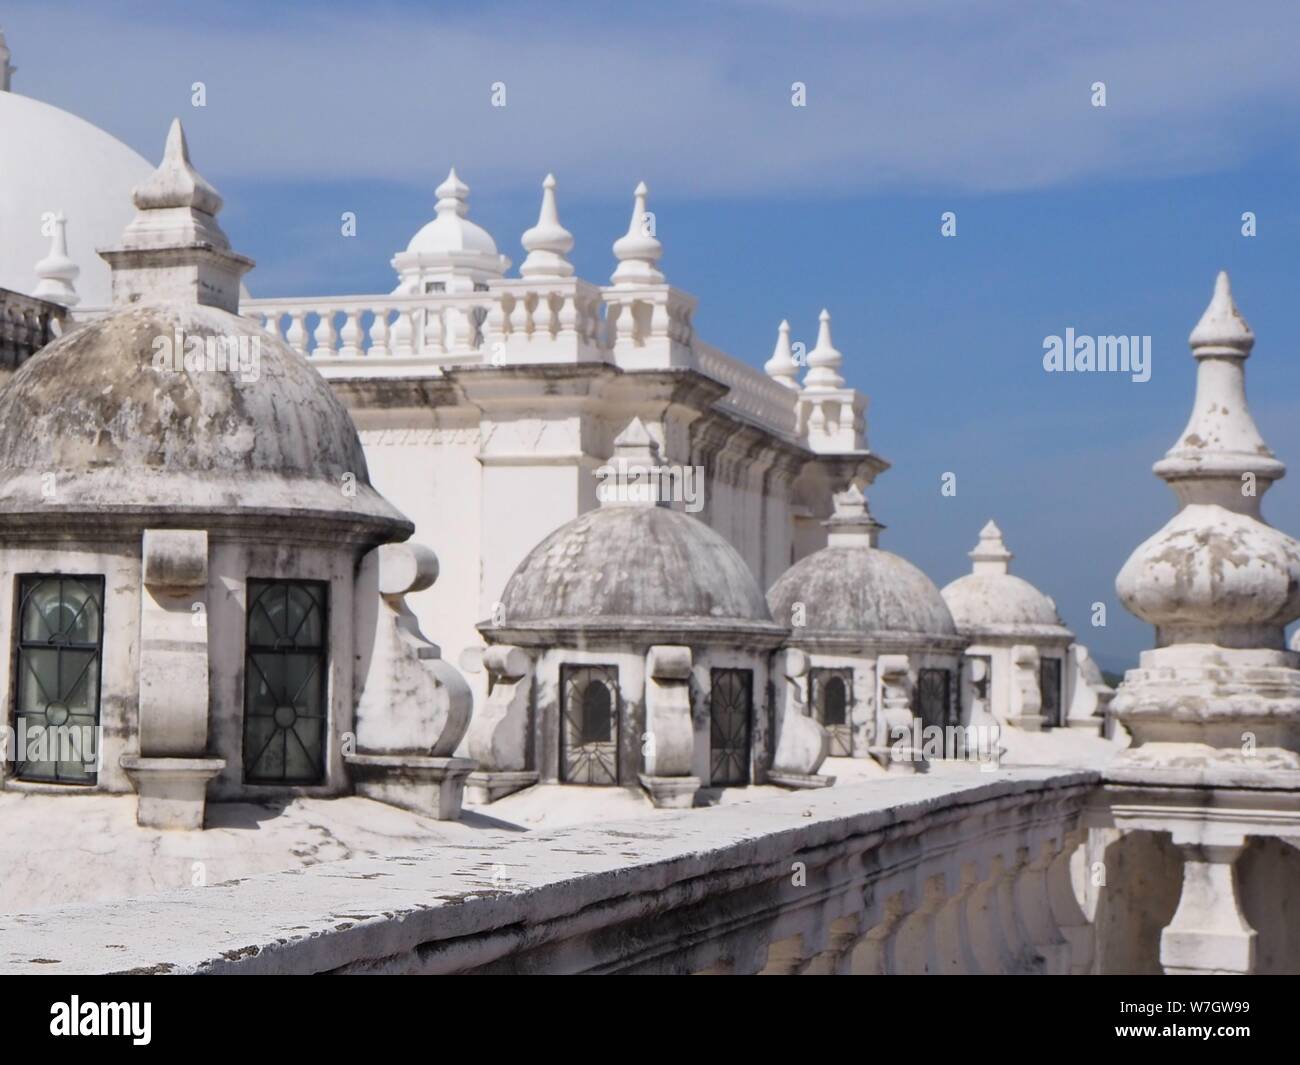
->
[0,769,1097,975]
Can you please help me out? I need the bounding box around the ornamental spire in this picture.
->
[520,173,574,279]
[33,212,80,307]
[102,118,251,311]
[597,416,665,508]
[1153,270,1282,515]
[764,319,800,390]
[435,167,471,219]
[124,118,228,247]
[611,181,664,286]
[803,308,845,388]
[969,520,1012,576]
[825,483,884,548]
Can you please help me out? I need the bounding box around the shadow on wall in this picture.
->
[1091,830,1182,975]
[1239,838,1300,974]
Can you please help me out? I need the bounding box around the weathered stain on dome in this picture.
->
[0,302,410,533]
[496,506,776,629]
[769,545,957,639]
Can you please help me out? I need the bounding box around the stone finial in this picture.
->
[611,181,664,286]
[1153,271,1283,512]
[1112,272,1300,760]
[764,319,801,390]
[32,212,80,307]
[101,119,252,311]
[969,519,1012,575]
[803,308,845,389]
[435,167,471,218]
[127,118,227,244]
[519,173,575,279]
[1117,272,1300,652]
[598,416,664,508]
[825,483,884,548]
[0,28,15,92]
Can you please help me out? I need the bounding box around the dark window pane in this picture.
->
[560,664,619,785]
[243,579,328,785]
[13,575,104,784]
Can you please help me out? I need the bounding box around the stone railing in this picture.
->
[0,768,1098,975]
[242,290,807,439]
[696,340,800,438]
[0,288,66,374]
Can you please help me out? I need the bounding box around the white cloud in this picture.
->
[5,0,1299,197]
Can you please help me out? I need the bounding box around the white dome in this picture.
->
[395,168,509,281]
[941,521,1074,641]
[0,91,153,307]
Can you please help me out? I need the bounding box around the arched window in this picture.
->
[560,664,619,785]
[13,575,104,783]
[243,579,328,785]
[811,667,853,756]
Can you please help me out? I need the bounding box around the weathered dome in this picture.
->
[768,544,959,642]
[0,302,409,540]
[941,521,1072,641]
[942,573,1072,639]
[492,505,781,638]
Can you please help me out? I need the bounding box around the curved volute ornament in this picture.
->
[1112,272,1300,761]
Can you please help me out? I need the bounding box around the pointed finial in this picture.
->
[764,319,801,390]
[803,308,845,388]
[1153,271,1283,509]
[969,519,1012,575]
[103,118,251,310]
[1189,270,1254,357]
[599,416,665,508]
[611,180,664,286]
[435,167,470,217]
[33,212,80,307]
[520,172,575,279]
[825,484,885,547]
[0,28,15,92]
[131,118,224,219]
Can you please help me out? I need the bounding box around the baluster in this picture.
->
[285,311,308,355]
[313,309,338,357]
[392,307,414,357]
[531,291,552,338]
[260,310,280,341]
[369,308,392,357]
[509,293,529,342]
[423,306,445,355]
[338,307,362,358]
[615,298,636,346]
[557,294,577,343]
[483,297,507,364]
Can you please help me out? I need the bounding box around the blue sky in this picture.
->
[8,0,1300,670]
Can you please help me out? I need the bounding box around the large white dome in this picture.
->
[0,91,152,307]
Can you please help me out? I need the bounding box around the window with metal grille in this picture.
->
[243,579,328,785]
[810,667,853,757]
[1040,656,1063,728]
[915,667,956,756]
[560,664,619,785]
[12,575,104,784]
[709,668,752,786]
